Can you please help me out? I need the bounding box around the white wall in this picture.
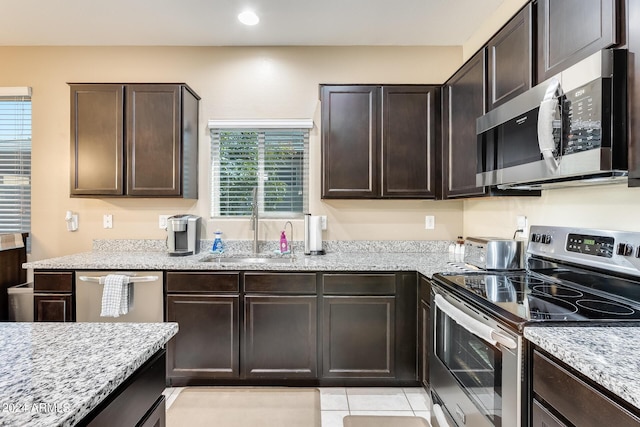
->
[463,184,640,238]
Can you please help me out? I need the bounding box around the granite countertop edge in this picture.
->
[0,323,178,427]
[61,323,179,427]
[524,325,640,411]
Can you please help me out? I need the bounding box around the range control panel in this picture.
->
[528,226,640,278]
[566,233,615,258]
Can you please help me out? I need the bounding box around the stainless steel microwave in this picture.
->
[476,49,628,190]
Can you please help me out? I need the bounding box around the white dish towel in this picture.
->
[100,274,131,318]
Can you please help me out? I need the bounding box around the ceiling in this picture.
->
[0,0,505,46]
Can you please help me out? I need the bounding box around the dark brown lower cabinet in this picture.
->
[34,294,73,322]
[33,271,74,322]
[322,296,395,378]
[165,271,418,386]
[244,295,317,378]
[418,276,431,389]
[532,349,640,427]
[85,350,166,427]
[166,295,239,384]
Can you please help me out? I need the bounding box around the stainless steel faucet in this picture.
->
[284,220,294,259]
[251,187,259,254]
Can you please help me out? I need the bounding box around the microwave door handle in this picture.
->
[538,77,561,173]
[434,294,517,350]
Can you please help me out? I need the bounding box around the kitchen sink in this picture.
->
[200,255,295,264]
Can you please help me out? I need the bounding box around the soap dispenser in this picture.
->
[211,230,224,253]
[279,230,289,254]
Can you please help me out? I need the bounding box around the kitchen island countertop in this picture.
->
[0,322,178,427]
[525,325,640,411]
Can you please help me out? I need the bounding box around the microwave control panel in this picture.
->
[563,78,603,155]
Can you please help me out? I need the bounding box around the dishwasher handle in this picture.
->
[434,293,517,349]
[78,275,158,285]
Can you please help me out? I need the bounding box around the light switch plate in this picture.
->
[320,216,327,230]
[103,214,113,229]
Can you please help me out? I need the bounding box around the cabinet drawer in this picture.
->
[533,350,640,427]
[166,272,239,293]
[34,272,73,292]
[244,273,316,294]
[322,274,396,295]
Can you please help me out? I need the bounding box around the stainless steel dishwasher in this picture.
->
[75,271,163,322]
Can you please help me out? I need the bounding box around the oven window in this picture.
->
[435,307,502,426]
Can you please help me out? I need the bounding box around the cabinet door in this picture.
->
[166,295,239,382]
[487,4,533,110]
[382,86,439,198]
[321,85,380,198]
[244,295,317,378]
[537,0,617,83]
[126,85,181,196]
[34,294,73,322]
[70,84,124,196]
[533,349,640,426]
[322,296,395,378]
[442,50,487,198]
[532,399,568,427]
[418,275,431,388]
[418,299,430,388]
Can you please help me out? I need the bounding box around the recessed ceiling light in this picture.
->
[238,10,260,26]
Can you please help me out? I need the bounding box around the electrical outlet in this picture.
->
[425,215,435,230]
[103,214,113,229]
[516,215,528,230]
[159,215,171,229]
[320,216,327,230]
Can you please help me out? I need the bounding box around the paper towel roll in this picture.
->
[309,215,323,252]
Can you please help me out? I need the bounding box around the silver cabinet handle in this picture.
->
[78,275,158,284]
[435,293,517,349]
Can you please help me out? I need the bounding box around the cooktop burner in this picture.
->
[437,271,640,324]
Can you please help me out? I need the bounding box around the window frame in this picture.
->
[208,119,312,219]
[0,87,32,237]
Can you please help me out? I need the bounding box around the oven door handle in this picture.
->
[434,293,517,350]
[433,403,453,427]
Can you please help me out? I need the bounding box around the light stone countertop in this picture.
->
[524,326,640,411]
[0,322,178,427]
[23,245,463,279]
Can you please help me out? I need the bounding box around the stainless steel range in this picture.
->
[430,225,640,427]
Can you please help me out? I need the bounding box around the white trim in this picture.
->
[0,87,32,97]
[208,119,313,129]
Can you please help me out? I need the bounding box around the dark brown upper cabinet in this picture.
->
[70,83,199,198]
[536,0,618,83]
[321,85,439,199]
[441,49,487,199]
[487,3,534,110]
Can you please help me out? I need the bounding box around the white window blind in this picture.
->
[210,128,309,217]
[0,90,31,234]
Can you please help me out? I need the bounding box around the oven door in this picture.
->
[430,286,521,427]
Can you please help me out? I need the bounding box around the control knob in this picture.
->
[617,243,634,257]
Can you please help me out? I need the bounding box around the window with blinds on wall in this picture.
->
[209,120,312,218]
[0,88,31,236]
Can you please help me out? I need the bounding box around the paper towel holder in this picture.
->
[304,213,325,255]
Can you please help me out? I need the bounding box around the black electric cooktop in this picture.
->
[435,270,640,326]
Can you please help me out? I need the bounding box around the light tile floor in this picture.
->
[164,386,431,426]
